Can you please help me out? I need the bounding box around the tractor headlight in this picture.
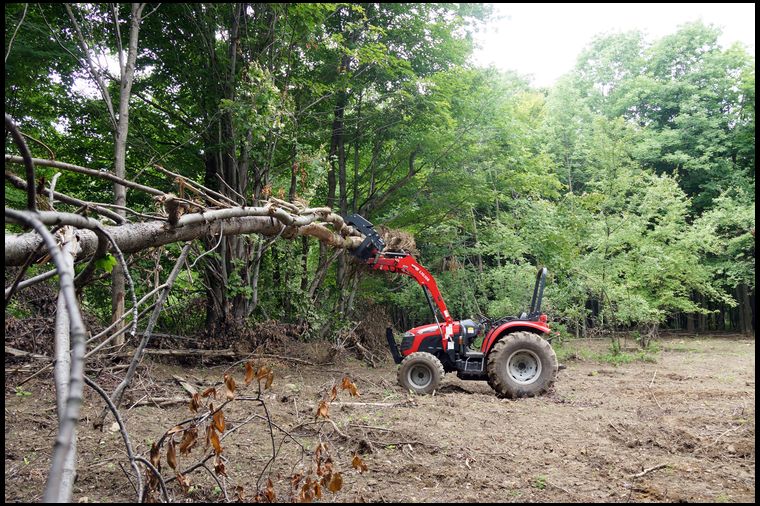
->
[400,332,415,353]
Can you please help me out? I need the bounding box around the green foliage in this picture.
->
[94,254,117,274]
[15,386,33,397]
[4,6,753,339]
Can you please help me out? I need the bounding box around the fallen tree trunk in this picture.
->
[5,209,363,265]
[118,348,239,358]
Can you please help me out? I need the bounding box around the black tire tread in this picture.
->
[397,352,445,395]
[486,331,558,398]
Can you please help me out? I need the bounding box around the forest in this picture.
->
[4,3,755,503]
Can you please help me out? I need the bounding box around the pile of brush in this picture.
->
[378,225,418,256]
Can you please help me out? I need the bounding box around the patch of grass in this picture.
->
[594,350,658,365]
[553,342,658,365]
[663,344,699,353]
[554,343,661,366]
[531,475,547,490]
[7,300,31,319]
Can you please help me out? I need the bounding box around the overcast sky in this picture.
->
[472,3,756,88]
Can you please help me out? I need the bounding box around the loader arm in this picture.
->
[344,214,455,352]
[367,253,454,327]
[367,252,456,354]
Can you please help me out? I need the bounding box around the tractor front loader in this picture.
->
[346,214,558,399]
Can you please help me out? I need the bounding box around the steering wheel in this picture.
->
[474,313,490,326]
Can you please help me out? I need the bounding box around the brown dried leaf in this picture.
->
[264,478,276,502]
[244,362,255,385]
[256,365,270,381]
[213,409,225,433]
[224,373,236,400]
[352,454,368,473]
[323,455,333,473]
[327,471,343,493]
[290,473,303,489]
[149,442,161,469]
[313,481,322,499]
[214,456,227,477]
[300,478,314,503]
[209,426,223,455]
[315,399,329,420]
[329,385,338,402]
[264,370,274,390]
[189,392,202,413]
[205,424,212,451]
[176,472,191,492]
[341,376,360,397]
[201,387,217,398]
[234,485,245,502]
[179,427,198,456]
[166,425,184,436]
[166,438,177,471]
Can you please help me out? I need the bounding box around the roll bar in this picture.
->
[528,267,547,318]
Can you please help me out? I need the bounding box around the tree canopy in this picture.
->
[6,5,755,338]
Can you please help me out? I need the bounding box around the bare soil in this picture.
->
[4,335,755,503]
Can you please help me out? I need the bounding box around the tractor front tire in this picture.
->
[487,331,558,398]
[397,352,444,395]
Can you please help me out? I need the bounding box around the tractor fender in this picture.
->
[481,321,550,355]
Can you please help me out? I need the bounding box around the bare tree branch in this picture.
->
[5,209,87,503]
[5,114,37,211]
[5,171,126,223]
[64,3,118,130]
[5,155,165,196]
[84,375,144,502]
[95,243,192,428]
[52,226,79,496]
[5,3,28,63]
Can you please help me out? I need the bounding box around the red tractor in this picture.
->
[347,214,558,398]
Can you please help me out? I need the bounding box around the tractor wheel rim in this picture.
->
[506,349,542,385]
[408,364,432,388]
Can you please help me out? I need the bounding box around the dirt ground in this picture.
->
[4,335,755,503]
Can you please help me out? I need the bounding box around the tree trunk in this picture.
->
[471,207,483,273]
[301,236,310,292]
[109,4,145,346]
[738,283,754,335]
[313,81,348,303]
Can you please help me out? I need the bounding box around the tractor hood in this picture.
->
[404,319,481,339]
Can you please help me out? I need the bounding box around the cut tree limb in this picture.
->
[6,209,363,265]
[5,346,50,361]
[627,463,670,478]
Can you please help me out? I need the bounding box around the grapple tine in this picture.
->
[345,214,385,260]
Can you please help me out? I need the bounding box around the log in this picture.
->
[119,348,238,358]
[5,346,50,360]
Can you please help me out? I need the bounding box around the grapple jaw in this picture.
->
[345,214,385,261]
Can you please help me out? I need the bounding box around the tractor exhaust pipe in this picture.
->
[386,327,403,364]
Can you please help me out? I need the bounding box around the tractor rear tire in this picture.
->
[397,352,444,395]
[487,331,558,398]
